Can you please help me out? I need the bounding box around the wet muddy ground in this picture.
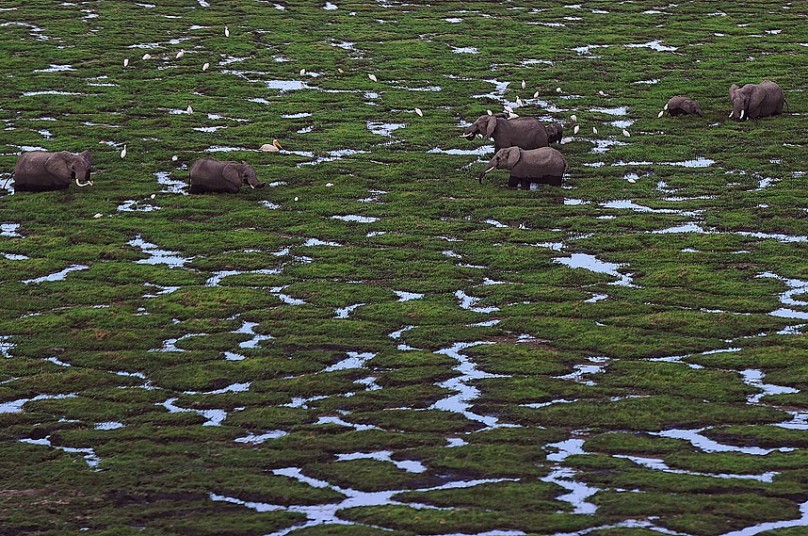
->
[1,1,807,535]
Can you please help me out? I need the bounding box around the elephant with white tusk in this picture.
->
[463,114,563,151]
[13,151,94,191]
[479,146,567,188]
[664,96,703,117]
[729,81,785,120]
[189,157,263,194]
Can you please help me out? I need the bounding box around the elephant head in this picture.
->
[729,84,762,120]
[47,150,94,187]
[546,123,563,143]
[463,115,497,140]
[223,161,263,189]
[479,147,521,183]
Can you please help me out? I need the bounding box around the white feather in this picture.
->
[414,108,423,117]
[368,73,378,82]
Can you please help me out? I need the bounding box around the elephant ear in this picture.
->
[747,86,765,112]
[45,153,70,178]
[729,84,739,98]
[503,147,521,169]
[222,164,241,186]
[482,115,497,138]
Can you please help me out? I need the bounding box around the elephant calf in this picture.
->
[665,96,703,117]
[729,81,785,120]
[14,150,93,191]
[463,114,562,152]
[189,157,263,194]
[479,146,567,189]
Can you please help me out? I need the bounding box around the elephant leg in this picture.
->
[521,178,531,189]
[507,175,520,188]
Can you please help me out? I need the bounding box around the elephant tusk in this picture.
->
[75,178,92,187]
[482,167,495,175]
[249,184,255,189]
[739,109,745,119]
[728,111,734,118]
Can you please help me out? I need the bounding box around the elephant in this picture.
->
[729,81,785,120]
[13,151,93,191]
[479,146,567,188]
[463,114,562,152]
[665,96,703,117]
[188,157,263,193]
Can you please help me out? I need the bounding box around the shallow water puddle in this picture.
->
[234,430,288,444]
[455,290,499,314]
[614,454,777,482]
[553,253,635,287]
[331,214,379,223]
[298,149,369,167]
[302,237,342,247]
[652,428,792,455]
[22,264,89,284]
[1,335,15,358]
[95,421,124,431]
[336,451,426,473]
[143,283,179,298]
[741,369,799,404]
[316,415,380,431]
[431,341,514,428]
[758,272,808,319]
[367,121,405,136]
[20,437,101,469]
[394,290,423,302]
[556,357,609,386]
[233,320,273,349]
[542,438,600,514]
[184,382,251,396]
[150,332,208,353]
[335,303,364,319]
[211,471,515,535]
[161,398,226,426]
[389,325,418,351]
[324,352,376,372]
[270,286,306,305]
[719,500,808,536]
[0,392,77,414]
[129,235,192,267]
[205,268,281,287]
[117,199,161,212]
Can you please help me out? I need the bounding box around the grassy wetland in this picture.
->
[1,1,808,534]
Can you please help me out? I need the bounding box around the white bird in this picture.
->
[592,126,598,134]
[658,110,664,118]
[555,87,562,93]
[570,114,577,122]
[202,62,210,71]
[176,50,185,59]
[598,90,607,96]
[622,129,630,137]
[186,105,193,114]
[150,194,156,199]
[521,80,526,89]
[224,26,230,37]
[507,113,519,119]
[120,145,127,158]
[260,139,283,152]
[300,68,306,76]
[504,105,514,113]
[414,107,423,117]
[573,125,580,135]
[326,183,334,187]
[94,213,103,219]
[171,155,178,162]
[123,58,129,67]
[486,109,493,116]
[338,68,344,73]
[142,53,151,60]
[533,90,539,98]
[516,97,523,107]
[368,73,378,82]
[294,196,299,202]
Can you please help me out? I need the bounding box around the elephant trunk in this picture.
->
[478,166,495,183]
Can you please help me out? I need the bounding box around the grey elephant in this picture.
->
[13,151,93,191]
[189,157,263,193]
[729,81,785,120]
[665,96,703,117]
[479,146,567,188]
[463,115,562,151]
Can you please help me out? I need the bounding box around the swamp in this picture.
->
[1,1,808,535]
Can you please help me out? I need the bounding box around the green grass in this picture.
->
[2,1,808,535]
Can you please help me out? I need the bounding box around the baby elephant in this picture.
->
[479,146,567,188]
[664,96,703,117]
[463,115,562,152]
[13,150,94,191]
[189,157,263,193]
[729,81,785,120]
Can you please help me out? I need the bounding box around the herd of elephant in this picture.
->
[3,80,786,193]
